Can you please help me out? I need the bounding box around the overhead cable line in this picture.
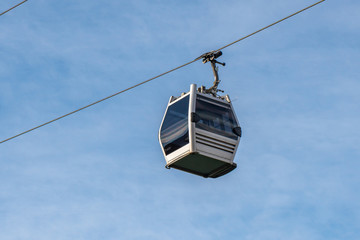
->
[0,0,27,17]
[0,0,325,145]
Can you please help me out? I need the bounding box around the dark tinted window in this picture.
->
[160,96,189,155]
[196,98,238,140]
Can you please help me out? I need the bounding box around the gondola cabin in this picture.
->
[159,84,241,178]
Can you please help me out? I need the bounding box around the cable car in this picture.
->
[159,51,242,178]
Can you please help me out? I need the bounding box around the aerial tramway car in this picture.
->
[159,51,242,178]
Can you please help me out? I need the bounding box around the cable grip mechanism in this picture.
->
[197,50,226,97]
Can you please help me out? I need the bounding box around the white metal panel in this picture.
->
[188,84,197,154]
[195,128,238,162]
[164,144,191,165]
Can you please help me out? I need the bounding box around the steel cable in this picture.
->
[0,0,325,144]
[0,0,27,17]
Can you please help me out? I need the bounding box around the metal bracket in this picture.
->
[197,50,226,97]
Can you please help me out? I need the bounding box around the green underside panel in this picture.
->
[171,154,228,177]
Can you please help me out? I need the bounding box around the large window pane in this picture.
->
[160,96,189,155]
[196,98,238,140]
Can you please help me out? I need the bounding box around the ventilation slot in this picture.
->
[196,133,236,154]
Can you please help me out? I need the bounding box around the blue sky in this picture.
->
[0,0,359,239]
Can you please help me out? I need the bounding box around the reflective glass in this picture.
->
[160,96,189,155]
[196,98,238,140]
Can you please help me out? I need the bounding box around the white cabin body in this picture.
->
[159,84,241,178]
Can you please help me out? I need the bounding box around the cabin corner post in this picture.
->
[189,84,197,153]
